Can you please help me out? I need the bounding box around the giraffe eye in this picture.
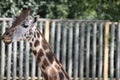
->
[23,24,28,28]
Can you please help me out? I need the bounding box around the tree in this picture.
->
[0,0,119,21]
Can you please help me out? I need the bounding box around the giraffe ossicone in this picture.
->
[2,7,70,80]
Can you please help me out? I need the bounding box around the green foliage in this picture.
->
[0,0,119,21]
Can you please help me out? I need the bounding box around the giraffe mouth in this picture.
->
[2,36,12,45]
[3,39,12,45]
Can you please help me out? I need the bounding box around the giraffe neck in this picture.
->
[29,28,70,80]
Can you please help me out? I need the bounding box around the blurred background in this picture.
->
[0,0,119,21]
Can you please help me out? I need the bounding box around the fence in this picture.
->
[0,18,120,80]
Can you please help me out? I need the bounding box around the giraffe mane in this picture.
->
[11,7,30,28]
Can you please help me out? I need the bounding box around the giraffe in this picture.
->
[2,7,70,80]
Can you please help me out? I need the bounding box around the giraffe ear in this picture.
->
[33,15,39,23]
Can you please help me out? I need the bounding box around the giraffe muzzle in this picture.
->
[2,33,12,45]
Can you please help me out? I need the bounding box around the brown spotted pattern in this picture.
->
[41,71,49,80]
[34,32,37,38]
[36,49,44,62]
[32,38,34,41]
[34,40,40,47]
[32,50,37,56]
[41,39,48,50]
[43,59,49,67]
[59,72,64,80]
[49,68,57,80]
[37,32,40,38]
[46,52,54,64]
[30,42,32,47]
[29,26,70,80]
[41,64,46,70]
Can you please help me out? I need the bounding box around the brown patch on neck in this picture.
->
[30,42,32,47]
[36,49,44,62]
[34,32,37,38]
[46,51,54,64]
[37,32,40,38]
[49,68,58,80]
[32,38,34,41]
[41,71,49,80]
[43,59,49,67]
[59,72,64,80]
[60,68,70,80]
[41,39,49,50]
[34,40,40,47]
[41,64,46,70]
[38,30,52,50]
[32,50,37,56]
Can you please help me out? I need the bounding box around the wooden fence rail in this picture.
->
[0,18,120,80]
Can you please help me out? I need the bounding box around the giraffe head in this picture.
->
[2,7,39,45]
